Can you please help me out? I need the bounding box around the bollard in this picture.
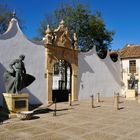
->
[114,92,116,99]
[97,93,100,103]
[114,93,119,110]
[91,95,94,108]
[137,93,140,103]
[117,93,120,103]
[69,93,72,106]
[138,94,139,103]
[53,98,57,116]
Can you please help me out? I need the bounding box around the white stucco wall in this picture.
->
[0,18,46,105]
[0,18,122,105]
[78,47,122,100]
[121,58,140,95]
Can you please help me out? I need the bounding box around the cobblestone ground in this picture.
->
[1,97,140,140]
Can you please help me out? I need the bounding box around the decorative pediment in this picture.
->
[43,20,78,50]
[43,25,53,45]
[53,20,72,48]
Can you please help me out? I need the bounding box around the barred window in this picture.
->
[129,60,136,73]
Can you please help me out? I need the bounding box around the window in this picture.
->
[129,60,136,73]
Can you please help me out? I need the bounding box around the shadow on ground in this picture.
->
[118,107,124,110]
[0,107,9,124]
[33,108,70,115]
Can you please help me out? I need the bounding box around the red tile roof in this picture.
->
[119,45,140,59]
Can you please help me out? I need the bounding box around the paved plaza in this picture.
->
[1,97,140,140]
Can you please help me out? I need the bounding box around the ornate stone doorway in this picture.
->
[43,20,79,103]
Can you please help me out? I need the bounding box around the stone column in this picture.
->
[45,46,54,104]
[47,71,53,103]
[71,73,78,101]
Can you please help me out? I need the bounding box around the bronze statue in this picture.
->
[3,55,35,93]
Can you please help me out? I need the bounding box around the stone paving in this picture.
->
[1,97,140,140]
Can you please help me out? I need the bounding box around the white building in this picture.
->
[119,44,140,96]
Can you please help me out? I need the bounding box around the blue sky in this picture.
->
[1,0,140,50]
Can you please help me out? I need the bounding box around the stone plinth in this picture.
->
[3,93,29,117]
[126,89,136,100]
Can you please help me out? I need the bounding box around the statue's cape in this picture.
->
[22,74,35,89]
[3,71,35,93]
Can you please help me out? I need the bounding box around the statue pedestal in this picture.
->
[2,93,29,118]
[126,89,136,100]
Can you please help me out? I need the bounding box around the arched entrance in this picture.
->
[43,20,79,103]
[52,60,72,102]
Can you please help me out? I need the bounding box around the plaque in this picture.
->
[15,100,26,108]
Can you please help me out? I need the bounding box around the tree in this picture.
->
[0,4,12,34]
[0,3,22,34]
[36,2,114,52]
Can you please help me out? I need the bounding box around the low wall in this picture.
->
[78,47,121,100]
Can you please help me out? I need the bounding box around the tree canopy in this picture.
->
[0,3,22,34]
[0,4,13,34]
[37,3,114,52]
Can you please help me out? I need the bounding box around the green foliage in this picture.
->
[37,3,115,52]
[37,14,57,40]
[0,3,22,34]
[0,4,12,34]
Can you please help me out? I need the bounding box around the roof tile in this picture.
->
[119,45,140,59]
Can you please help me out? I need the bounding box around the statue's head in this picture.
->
[19,54,25,61]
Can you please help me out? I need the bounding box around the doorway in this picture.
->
[44,20,78,103]
[52,60,72,102]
